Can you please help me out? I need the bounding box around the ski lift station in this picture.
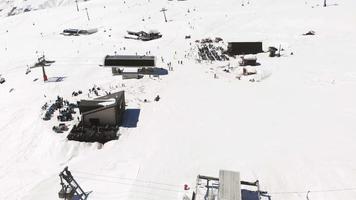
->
[194,170,271,200]
[103,55,156,76]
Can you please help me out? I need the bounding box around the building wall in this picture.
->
[116,97,125,125]
[83,107,117,126]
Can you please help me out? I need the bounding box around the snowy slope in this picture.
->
[1,0,356,200]
[0,0,88,17]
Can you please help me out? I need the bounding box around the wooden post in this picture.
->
[160,8,168,22]
[323,0,327,7]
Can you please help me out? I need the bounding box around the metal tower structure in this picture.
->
[58,167,90,200]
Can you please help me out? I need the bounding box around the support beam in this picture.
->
[197,175,219,181]
[197,175,259,186]
[42,65,48,82]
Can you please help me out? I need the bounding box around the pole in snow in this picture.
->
[323,0,327,7]
[42,65,48,82]
[160,8,168,22]
[75,0,79,12]
[85,8,90,21]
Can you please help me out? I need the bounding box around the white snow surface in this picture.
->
[98,99,116,107]
[0,0,87,17]
[1,0,356,200]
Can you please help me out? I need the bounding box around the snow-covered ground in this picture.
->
[0,0,88,17]
[1,0,356,199]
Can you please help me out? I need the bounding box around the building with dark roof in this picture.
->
[104,55,155,67]
[67,91,126,143]
[78,91,125,126]
[227,42,263,55]
[103,55,156,75]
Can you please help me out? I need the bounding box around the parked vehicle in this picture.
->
[52,123,69,133]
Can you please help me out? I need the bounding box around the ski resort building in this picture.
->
[103,55,156,75]
[68,91,125,144]
[78,91,125,126]
[227,42,263,55]
[194,170,270,200]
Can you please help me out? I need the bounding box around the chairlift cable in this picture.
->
[269,187,356,195]
[73,170,181,187]
[75,175,182,193]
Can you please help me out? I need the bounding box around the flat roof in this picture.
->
[96,91,124,101]
[104,55,156,67]
[79,91,124,113]
[105,55,155,61]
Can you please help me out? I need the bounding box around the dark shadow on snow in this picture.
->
[242,189,271,200]
[153,67,168,76]
[46,76,67,83]
[121,109,140,128]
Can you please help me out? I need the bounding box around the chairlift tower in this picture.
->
[30,55,56,82]
[160,8,168,22]
[42,65,48,82]
[38,55,48,81]
[58,167,90,200]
